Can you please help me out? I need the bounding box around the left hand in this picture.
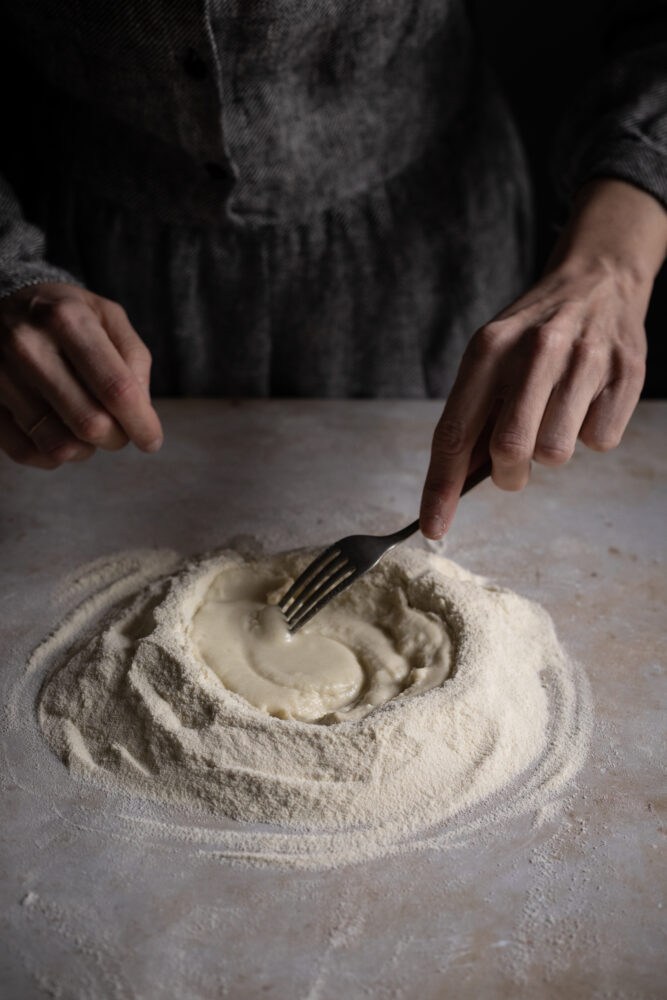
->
[419,256,649,538]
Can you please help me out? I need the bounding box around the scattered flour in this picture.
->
[34,545,591,868]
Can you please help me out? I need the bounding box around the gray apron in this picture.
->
[4,1,536,397]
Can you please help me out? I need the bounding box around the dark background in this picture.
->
[470,0,666,397]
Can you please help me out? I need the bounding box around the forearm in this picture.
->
[547,178,667,291]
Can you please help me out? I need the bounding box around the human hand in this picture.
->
[419,259,650,538]
[0,282,162,469]
[419,179,667,539]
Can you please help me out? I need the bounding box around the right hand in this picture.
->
[0,282,163,469]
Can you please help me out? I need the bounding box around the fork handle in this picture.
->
[391,457,493,542]
[460,456,494,496]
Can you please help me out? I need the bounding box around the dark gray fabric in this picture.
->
[552,0,667,210]
[0,1,664,397]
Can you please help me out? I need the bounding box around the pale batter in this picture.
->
[190,563,452,722]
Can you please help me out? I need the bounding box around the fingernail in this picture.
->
[145,438,163,453]
[421,513,446,539]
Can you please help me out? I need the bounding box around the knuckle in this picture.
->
[616,352,646,385]
[491,428,531,464]
[464,323,505,363]
[432,417,469,458]
[532,323,567,358]
[36,298,86,335]
[535,436,573,465]
[44,441,75,462]
[571,339,606,370]
[129,343,152,369]
[581,427,621,452]
[72,409,113,442]
[99,372,138,405]
[106,300,128,322]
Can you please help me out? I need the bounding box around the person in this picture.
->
[0,1,665,540]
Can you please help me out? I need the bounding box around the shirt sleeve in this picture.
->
[552,0,667,210]
[0,175,82,301]
[0,8,81,302]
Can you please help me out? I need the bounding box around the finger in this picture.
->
[579,350,645,452]
[489,321,577,490]
[98,300,153,398]
[489,374,555,491]
[0,406,59,469]
[42,300,163,451]
[0,369,95,463]
[534,343,606,466]
[9,330,129,450]
[419,346,498,538]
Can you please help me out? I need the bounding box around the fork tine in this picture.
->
[281,554,350,622]
[288,566,359,633]
[286,563,356,628]
[279,546,343,611]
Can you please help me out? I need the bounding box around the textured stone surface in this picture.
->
[1,400,664,999]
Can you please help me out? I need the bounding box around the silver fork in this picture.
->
[278,459,492,633]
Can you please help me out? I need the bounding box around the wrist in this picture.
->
[547,178,667,288]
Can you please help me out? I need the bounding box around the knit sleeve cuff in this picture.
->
[0,260,84,302]
[557,134,667,213]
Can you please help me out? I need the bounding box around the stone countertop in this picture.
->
[1,400,665,999]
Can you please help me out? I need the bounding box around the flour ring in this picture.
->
[35,546,591,866]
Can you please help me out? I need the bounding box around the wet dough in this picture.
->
[191,562,452,723]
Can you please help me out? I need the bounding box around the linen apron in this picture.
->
[4,1,537,397]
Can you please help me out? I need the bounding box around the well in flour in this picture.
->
[190,557,452,723]
[36,546,591,867]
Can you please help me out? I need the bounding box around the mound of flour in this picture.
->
[36,546,589,850]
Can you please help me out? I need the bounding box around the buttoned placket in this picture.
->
[177,5,239,215]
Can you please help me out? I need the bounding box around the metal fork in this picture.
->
[278,459,492,633]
